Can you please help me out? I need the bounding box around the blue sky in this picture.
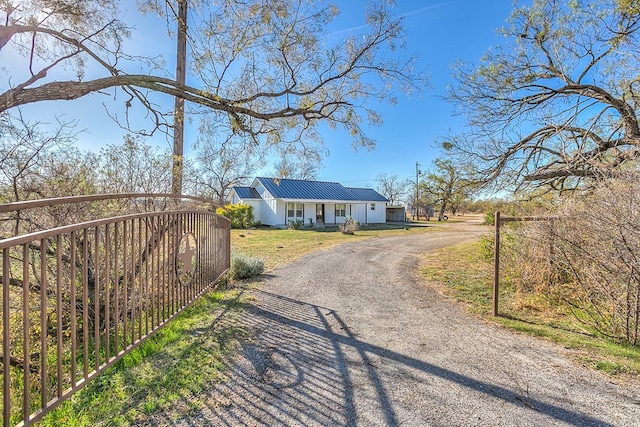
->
[318,1,516,186]
[1,0,517,189]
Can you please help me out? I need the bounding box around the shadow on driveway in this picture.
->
[176,289,616,427]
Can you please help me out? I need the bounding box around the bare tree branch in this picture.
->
[2,0,427,150]
[446,0,640,192]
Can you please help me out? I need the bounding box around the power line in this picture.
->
[339,175,416,184]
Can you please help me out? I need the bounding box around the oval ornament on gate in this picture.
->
[176,232,198,285]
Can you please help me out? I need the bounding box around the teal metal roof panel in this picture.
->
[233,186,261,199]
[256,177,359,201]
[345,187,389,202]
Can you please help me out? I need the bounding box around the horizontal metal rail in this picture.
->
[0,193,224,214]
[0,195,231,426]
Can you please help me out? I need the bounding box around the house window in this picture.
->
[335,204,346,217]
[370,203,376,211]
[287,202,303,219]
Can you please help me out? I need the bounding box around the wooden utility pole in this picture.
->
[414,162,420,220]
[172,0,188,195]
[493,211,500,316]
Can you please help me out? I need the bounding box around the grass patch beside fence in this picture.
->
[419,239,640,376]
[41,286,249,426]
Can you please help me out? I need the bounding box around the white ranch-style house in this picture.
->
[229,177,389,227]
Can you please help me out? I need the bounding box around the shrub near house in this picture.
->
[339,216,360,234]
[229,252,265,279]
[217,203,254,228]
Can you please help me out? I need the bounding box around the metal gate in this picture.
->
[0,194,230,426]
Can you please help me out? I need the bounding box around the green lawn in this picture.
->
[42,288,248,426]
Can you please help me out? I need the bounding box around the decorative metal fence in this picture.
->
[0,194,230,426]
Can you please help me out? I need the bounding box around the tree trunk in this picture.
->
[438,202,447,221]
[172,0,188,195]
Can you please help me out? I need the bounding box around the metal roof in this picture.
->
[254,177,354,201]
[252,177,388,202]
[345,187,389,202]
[233,186,261,199]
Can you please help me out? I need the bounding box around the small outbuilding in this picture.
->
[385,206,407,222]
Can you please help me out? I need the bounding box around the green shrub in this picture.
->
[483,211,495,225]
[216,203,254,229]
[479,235,494,261]
[339,216,360,235]
[229,253,265,280]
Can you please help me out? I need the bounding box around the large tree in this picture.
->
[446,0,640,192]
[1,1,425,156]
[97,134,173,194]
[376,172,411,205]
[420,158,473,221]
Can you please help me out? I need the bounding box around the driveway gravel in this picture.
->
[169,221,640,426]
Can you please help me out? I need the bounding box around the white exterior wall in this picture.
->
[325,203,336,224]
[274,200,287,226]
[279,201,302,226]
[256,185,279,226]
[327,203,365,224]
[334,203,347,224]
[367,202,387,223]
[303,203,316,226]
[351,204,366,223]
[246,200,261,222]
[340,202,387,224]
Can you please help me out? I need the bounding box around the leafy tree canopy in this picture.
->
[419,158,474,220]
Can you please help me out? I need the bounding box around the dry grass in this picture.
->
[404,213,484,226]
[420,240,640,376]
[420,239,494,314]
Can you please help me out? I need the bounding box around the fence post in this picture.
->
[493,211,500,316]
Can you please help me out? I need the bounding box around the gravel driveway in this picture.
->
[172,221,640,426]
